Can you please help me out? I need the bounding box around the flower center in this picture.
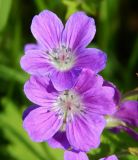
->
[47,46,75,71]
[53,90,84,125]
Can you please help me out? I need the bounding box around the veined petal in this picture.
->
[114,101,138,126]
[62,12,96,51]
[22,105,40,120]
[31,10,63,50]
[74,69,103,94]
[51,70,76,91]
[23,106,63,142]
[74,69,116,115]
[99,155,118,160]
[66,113,105,151]
[75,48,107,73]
[24,76,58,107]
[20,50,54,75]
[83,86,116,115]
[47,131,70,150]
[64,150,89,160]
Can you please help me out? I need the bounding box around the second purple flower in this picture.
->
[23,69,116,152]
[20,10,107,91]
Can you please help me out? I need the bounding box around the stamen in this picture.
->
[53,90,84,129]
[47,46,75,71]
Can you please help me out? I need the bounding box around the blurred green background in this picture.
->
[0,0,138,160]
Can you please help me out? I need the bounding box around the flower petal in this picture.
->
[20,49,54,75]
[64,150,89,160]
[23,106,63,142]
[99,155,118,160]
[62,12,96,51]
[47,131,70,150]
[75,48,107,73]
[103,81,121,105]
[22,105,40,120]
[74,69,116,115]
[74,69,103,94]
[83,86,116,115]
[123,126,138,140]
[111,126,138,141]
[66,113,105,151]
[114,101,138,126]
[51,70,76,91]
[24,76,58,107]
[31,10,63,50]
[24,43,40,52]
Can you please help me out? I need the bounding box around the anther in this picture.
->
[76,105,80,109]
[55,113,59,117]
[59,97,63,101]
[71,95,74,99]
[61,45,66,49]
[64,91,69,96]
[53,48,57,52]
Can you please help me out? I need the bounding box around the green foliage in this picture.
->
[0,0,12,32]
[0,98,64,160]
[0,64,27,84]
[89,130,138,160]
[1,97,138,160]
[0,0,138,160]
[62,0,79,18]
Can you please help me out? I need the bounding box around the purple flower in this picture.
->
[64,150,89,160]
[104,82,138,140]
[103,81,121,106]
[98,80,138,141]
[23,69,116,152]
[47,131,89,160]
[20,10,107,91]
[47,132,117,160]
[114,101,138,127]
[99,155,118,160]
[113,100,138,140]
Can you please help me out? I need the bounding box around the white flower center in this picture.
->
[53,90,84,126]
[47,46,75,71]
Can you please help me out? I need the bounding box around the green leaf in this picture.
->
[62,0,79,19]
[0,65,28,84]
[128,147,138,156]
[0,98,63,160]
[34,0,47,11]
[0,0,12,32]
[89,130,138,160]
[97,0,120,50]
[128,35,138,70]
[122,88,138,101]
